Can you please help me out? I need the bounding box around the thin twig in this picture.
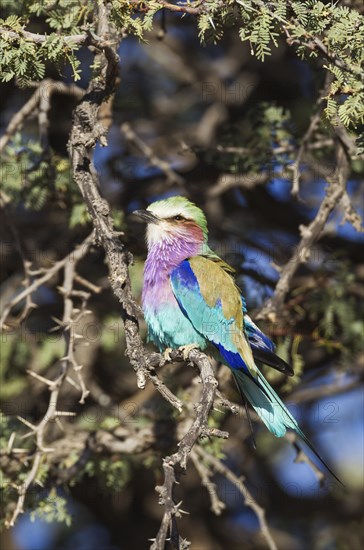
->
[121,122,185,186]
[195,445,278,550]
[0,79,84,154]
[0,26,87,45]
[340,192,364,233]
[0,207,37,324]
[285,433,325,485]
[158,1,205,15]
[6,239,92,527]
[290,75,332,197]
[191,449,226,515]
[0,233,94,331]
[258,143,350,320]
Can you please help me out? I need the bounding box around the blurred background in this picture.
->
[1,6,363,550]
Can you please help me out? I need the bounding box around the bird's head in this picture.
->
[133,196,208,250]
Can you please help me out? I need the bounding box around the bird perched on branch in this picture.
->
[133,196,340,482]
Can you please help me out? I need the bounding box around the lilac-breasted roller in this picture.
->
[134,196,339,481]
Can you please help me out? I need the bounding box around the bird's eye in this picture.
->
[174,215,183,221]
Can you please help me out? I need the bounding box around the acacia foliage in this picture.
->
[0,0,363,140]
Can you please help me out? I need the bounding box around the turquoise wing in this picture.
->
[170,256,257,377]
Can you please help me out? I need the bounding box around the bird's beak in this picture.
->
[132,209,160,224]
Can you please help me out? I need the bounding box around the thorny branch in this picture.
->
[0,233,94,331]
[5,236,93,527]
[63,21,242,548]
[67,10,183,412]
[150,349,219,550]
[0,26,88,46]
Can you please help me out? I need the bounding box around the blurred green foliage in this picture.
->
[30,489,72,527]
[81,456,131,492]
[0,1,363,139]
[307,264,364,360]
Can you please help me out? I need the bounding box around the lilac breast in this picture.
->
[141,230,207,350]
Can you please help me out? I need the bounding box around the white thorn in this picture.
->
[17,416,37,431]
[7,432,16,453]
[55,417,64,432]
[26,370,54,386]
[66,376,81,390]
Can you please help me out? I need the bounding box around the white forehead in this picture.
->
[147,202,191,219]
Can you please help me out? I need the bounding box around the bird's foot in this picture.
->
[163,347,173,362]
[178,343,200,361]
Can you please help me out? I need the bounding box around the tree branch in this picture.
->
[158,1,205,15]
[0,79,84,154]
[66,10,185,412]
[258,143,350,320]
[0,232,94,331]
[0,27,87,45]
[151,349,219,550]
[195,445,278,550]
[120,122,185,186]
[6,237,92,527]
[191,449,226,515]
[289,75,331,197]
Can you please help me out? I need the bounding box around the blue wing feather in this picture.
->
[244,312,294,376]
[170,259,252,375]
[244,314,275,352]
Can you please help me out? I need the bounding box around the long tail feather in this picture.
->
[232,373,257,449]
[294,426,343,485]
[231,368,342,484]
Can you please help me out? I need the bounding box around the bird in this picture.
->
[133,195,340,482]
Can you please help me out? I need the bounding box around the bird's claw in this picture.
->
[163,348,173,362]
[178,344,200,361]
[163,344,200,363]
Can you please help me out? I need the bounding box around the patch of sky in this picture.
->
[308,388,364,486]
[271,385,363,495]
[166,22,201,47]
[118,36,148,68]
[240,244,279,281]
[336,218,364,243]
[14,514,56,550]
[63,524,118,550]
[93,126,123,171]
[290,59,315,99]
[240,275,273,309]
[246,227,298,249]
[229,508,260,534]
[233,189,248,207]
[271,442,328,498]
[14,495,120,550]
[266,176,292,202]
